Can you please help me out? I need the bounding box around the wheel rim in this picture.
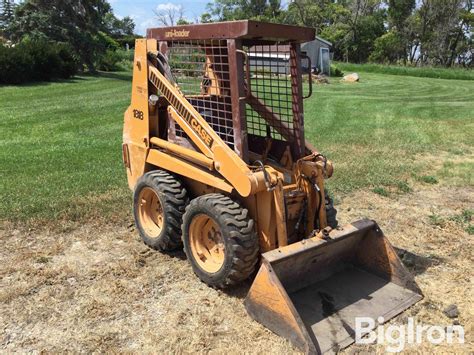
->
[138,187,164,236]
[189,214,225,273]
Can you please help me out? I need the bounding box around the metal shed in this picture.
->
[248,36,332,76]
[301,36,332,75]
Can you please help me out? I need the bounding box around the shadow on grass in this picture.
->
[96,71,132,81]
[395,247,444,275]
[224,278,253,299]
[0,76,87,88]
[164,249,187,261]
[0,70,132,88]
[161,246,256,300]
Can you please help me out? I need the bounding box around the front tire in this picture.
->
[182,194,259,288]
[133,170,189,251]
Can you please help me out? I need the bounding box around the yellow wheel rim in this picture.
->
[138,187,164,236]
[189,214,225,273]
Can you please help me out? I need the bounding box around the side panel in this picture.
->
[123,39,151,189]
[245,261,318,354]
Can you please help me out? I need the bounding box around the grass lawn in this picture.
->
[1,72,133,223]
[304,73,474,193]
[334,61,474,80]
[1,71,473,223]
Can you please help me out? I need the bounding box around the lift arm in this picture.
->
[147,57,266,197]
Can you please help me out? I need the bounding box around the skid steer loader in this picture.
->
[123,21,422,353]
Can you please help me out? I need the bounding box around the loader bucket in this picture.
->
[245,219,422,354]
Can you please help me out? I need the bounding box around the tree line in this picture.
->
[0,0,137,83]
[201,0,472,67]
[1,0,471,79]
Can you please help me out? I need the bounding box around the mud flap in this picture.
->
[244,219,423,354]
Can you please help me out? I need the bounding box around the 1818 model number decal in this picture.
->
[133,109,144,120]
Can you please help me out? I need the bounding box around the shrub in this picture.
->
[116,35,140,49]
[330,64,344,77]
[369,31,404,64]
[95,48,134,72]
[96,49,122,71]
[0,40,78,84]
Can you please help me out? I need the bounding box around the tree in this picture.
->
[207,0,283,22]
[284,0,337,31]
[369,31,404,63]
[154,3,185,26]
[200,12,213,23]
[386,0,416,63]
[104,13,135,38]
[9,0,116,71]
[0,0,16,36]
[413,0,472,67]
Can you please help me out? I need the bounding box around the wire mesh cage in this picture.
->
[162,38,304,158]
[167,39,235,149]
[244,44,297,142]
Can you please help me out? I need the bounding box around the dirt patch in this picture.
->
[1,184,472,353]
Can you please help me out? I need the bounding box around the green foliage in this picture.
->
[0,39,77,84]
[116,35,140,49]
[330,64,344,77]
[417,175,438,184]
[200,12,213,23]
[369,31,404,64]
[449,209,472,235]
[412,0,472,67]
[96,31,120,51]
[372,187,389,197]
[177,18,191,25]
[387,0,416,29]
[207,0,283,22]
[466,225,474,235]
[450,209,473,224]
[396,181,412,193]
[103,13,135,38]
[0,0,16,33]
[207,0,472,68]
[334,62,474,80]
[97,49,133,72]
[7,0,136,72]
[284,0,339,30]
[169,50,206,75]
[429,213,445,227]
[96,49,122,71]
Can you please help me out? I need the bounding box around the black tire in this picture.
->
[182,194,259,288]
[325,193,338,229]
[133,170,189,251]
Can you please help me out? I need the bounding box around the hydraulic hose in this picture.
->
[302,174,323,230]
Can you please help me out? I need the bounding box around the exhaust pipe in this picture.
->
[245,219,422,354]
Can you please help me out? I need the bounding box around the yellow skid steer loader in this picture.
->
[122,21,422,353]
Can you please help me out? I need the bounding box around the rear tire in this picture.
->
[182,194,259,288]
[133,170,189,251]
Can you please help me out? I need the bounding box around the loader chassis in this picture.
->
[123,21,422,354]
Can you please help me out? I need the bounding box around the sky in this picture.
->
[111,1,210,35]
